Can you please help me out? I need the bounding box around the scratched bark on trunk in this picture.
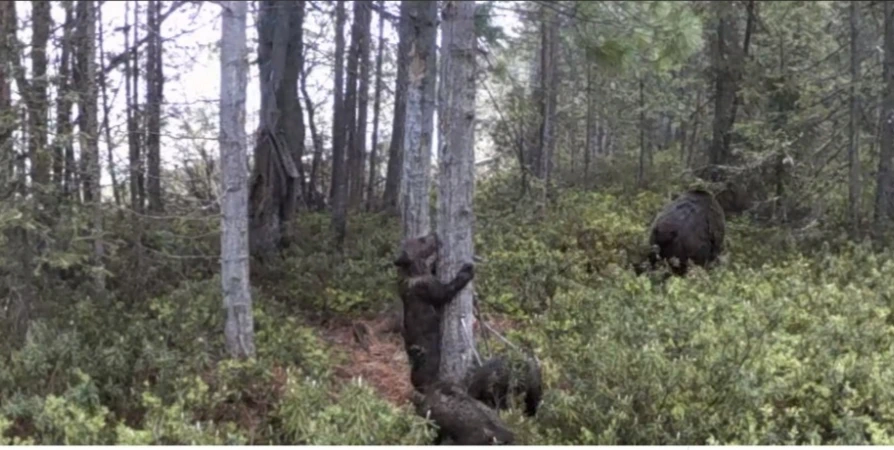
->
[437,0,477,384]
[219,0,255,359]
[399,0,437,239]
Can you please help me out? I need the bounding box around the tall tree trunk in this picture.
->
[876,1,894,227]
[366,0,386,211]
[330,1,348,247]
[537,2,558,196]
[584,61,593,179]
[53,2,74,195]
[28,0,51,204]
[348,0,371,208]
[146,0,164,212]
[219,0,255,359]
[126,0,145,212]
[707,1,742,174]
[382,1,411,214]
[637,77,646,186]
[849,1,862,237]
[301,66,324,210]
[249,0,305,258]
[0,1,12,195]
[400,0,438,239]
[98,4,121,206]
[75,0,105,291]
[437,0,477,384]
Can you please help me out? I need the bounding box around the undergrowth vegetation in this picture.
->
[3,166,894,444]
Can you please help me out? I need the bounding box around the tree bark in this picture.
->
[28,0,51,202]
[382,1,411,214]
[301,65,324,210]
[638,76,646,186]
[584,62,593,179]
[400,0,438,239]
[126,0,145,212]
[74,0,105,291]
[219,0,255,359]
[849,1,862,237]
[249,0,305,258]
[53,2,74,196]
[366,0,386,211]
[98,4,121,206]
[330,1,348,247]
[0,1,12,195]
[707,1,742,173]
[537,2,558,196]
[348,0,372,209]
[437,0,477,384]
[876,1,894,226]
[146,0,164,212]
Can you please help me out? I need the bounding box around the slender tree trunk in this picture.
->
[638,77,646,186]
[28,0,51,203]
[382,1,411,214]
[146,0,164,212]
[437,0,477,384]
[0,1,12,196]
[53,3,73,195]
[876,1,894,227]
[98,4,121,206]
[584,62,593,179]
[249,0,305,258]
[75,0,105,291]
[330,1,348,247]
[849,1,862,237]
[348,0,371,208]
[537,2,558,199]
[127,0,145,212]
[301,66,324,210]
[400,0,438,239]
[219,0,255,359]
[366,0,385,211]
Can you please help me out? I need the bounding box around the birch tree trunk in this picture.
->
[219,0,255,359]
[437,0,477,384]
[399,0,438,239]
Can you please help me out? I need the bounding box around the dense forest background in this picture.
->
[3,0,894,444]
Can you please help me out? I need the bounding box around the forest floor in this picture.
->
[319,312,520,406]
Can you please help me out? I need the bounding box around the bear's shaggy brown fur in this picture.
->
[464,354,543,417]
[412,380,515,445]
[642,189,726,276]
[394,232,474,392]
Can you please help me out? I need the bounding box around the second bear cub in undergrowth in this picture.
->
[393,232,474,392]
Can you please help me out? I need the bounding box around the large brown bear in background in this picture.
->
[641,189,726,276]
[393,232,474,392]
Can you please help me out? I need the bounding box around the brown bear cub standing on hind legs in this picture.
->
[394,233,514,445]
[638,188,726,276]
